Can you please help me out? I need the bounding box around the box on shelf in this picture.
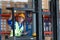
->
[45,36,52,40]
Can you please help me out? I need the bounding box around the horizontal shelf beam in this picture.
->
[6,7,34,11]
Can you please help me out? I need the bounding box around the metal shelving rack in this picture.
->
[50,0,58,40]
[57,0,59,40]
[3,0,59,40]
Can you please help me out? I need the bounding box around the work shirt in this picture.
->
[7,20,24,37]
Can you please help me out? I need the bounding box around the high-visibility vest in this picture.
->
[10,22,24,37]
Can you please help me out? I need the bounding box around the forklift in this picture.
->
[6,0,36,40]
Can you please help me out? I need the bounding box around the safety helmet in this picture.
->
[18,13,25,19]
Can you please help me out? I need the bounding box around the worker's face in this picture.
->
[18,17,24,23]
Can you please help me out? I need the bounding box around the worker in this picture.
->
[7,13,26,37]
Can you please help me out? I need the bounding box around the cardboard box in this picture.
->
[10,2,14,7]
[45,36,52,40]
[42,0,49,9]
[2,1,32,13]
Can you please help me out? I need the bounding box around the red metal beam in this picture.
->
[44,31,53,35]
[0,32,10,35]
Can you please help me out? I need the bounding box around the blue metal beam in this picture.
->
[7,7,34,12]
[14,8,34,11]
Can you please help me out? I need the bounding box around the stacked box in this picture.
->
[45,36,52,40]
[10,2,14,7]
[2,1,29,13]
[2,1,11,13]
[2,0,32,13]
[42,0,49,9]
[1,17,11,40]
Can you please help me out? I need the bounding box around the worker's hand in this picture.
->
[24,32,28,35]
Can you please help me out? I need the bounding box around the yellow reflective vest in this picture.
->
[10,22,24,37]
